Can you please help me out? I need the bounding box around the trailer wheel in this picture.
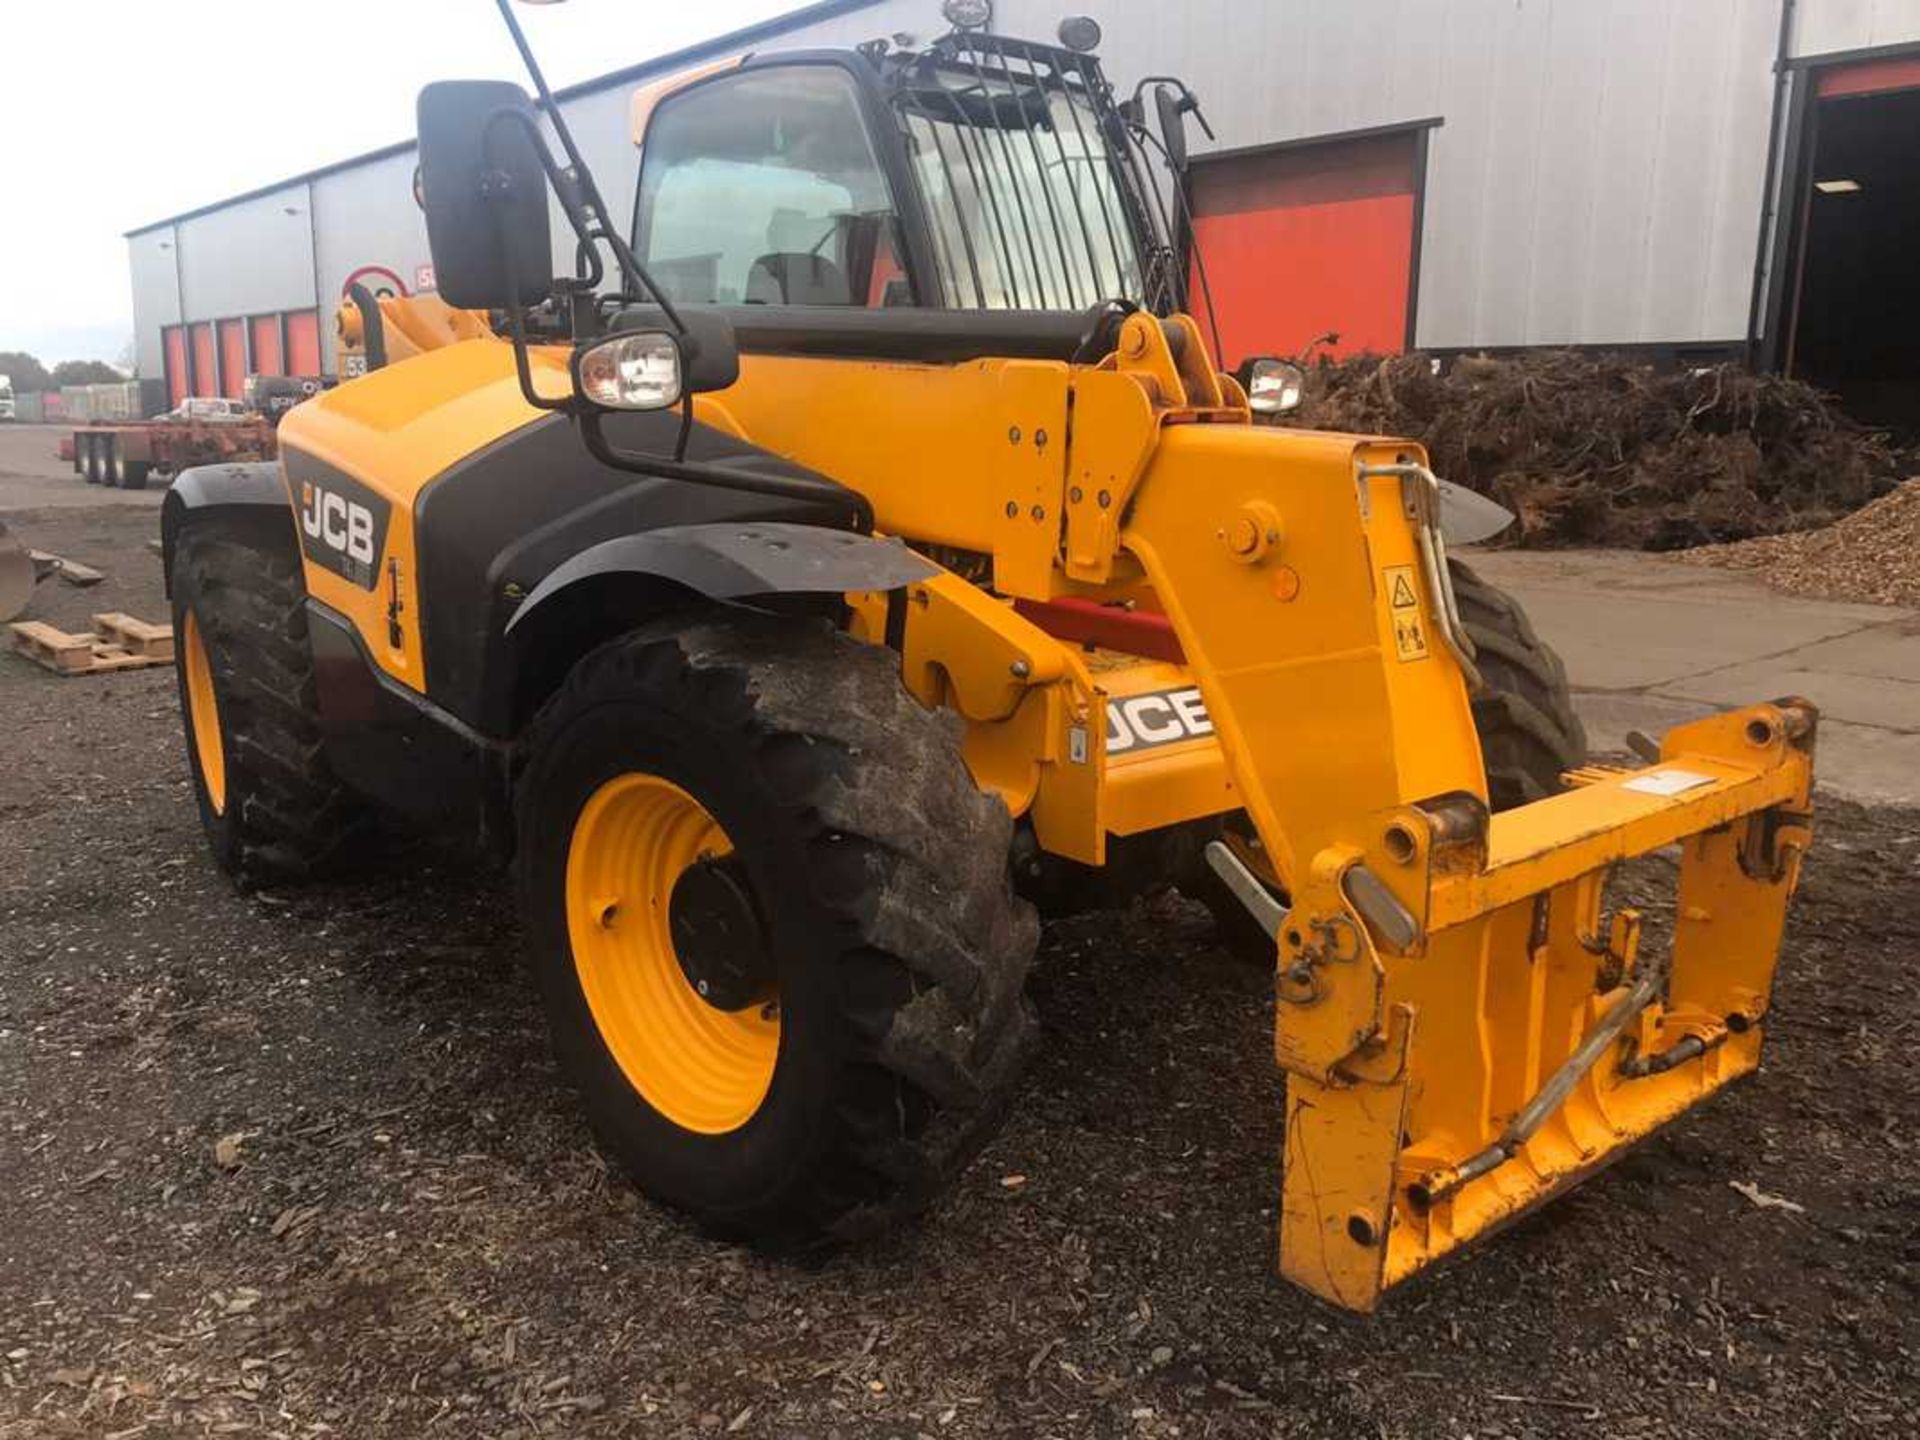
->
[121,459,151,492]
[170,513,368,885]
[516,614,1039,1247]
[101,437,124,488]
[82,436,103,485]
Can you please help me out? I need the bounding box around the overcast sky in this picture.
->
[0,0,797,366]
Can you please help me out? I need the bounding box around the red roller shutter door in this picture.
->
[163,327,189,407]
[250,315,284,377]
[189,323,217,398]
[1189,129,1425,365]
[218,319,247,399]
[285,310,322,375]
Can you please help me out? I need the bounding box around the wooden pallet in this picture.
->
[9,613,175,675]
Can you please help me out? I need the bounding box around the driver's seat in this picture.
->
[745,253,852,306]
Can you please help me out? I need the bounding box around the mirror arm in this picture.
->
[577,411,874,532]
[499,264,573,416]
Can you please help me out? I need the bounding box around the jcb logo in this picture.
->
[301,483,377,567]
[288,459,390,591]
[1106,686,1214,755]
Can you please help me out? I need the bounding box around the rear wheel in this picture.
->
[516,615,1038,1245]
[170,514,367,885]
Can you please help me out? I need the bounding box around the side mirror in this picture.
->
[576,309,741,412]
[416,80,554,310]
[1153,84,1189,171]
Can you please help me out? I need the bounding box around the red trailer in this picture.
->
[67,400,277,491]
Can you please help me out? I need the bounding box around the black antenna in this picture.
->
[490,0,684,330]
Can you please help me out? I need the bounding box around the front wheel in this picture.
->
[515,616,1039,1245]
[1451,557,1587,809]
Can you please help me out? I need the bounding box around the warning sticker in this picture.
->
[1384,564,1429,662]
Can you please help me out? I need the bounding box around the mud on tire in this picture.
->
[169,514,368,885]
[515,615,1040,1245]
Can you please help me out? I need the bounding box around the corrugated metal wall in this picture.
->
[984,0,1783,349]
[1791,0,1920,56]
[126,0,1920,381]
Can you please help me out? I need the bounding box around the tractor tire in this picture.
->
[515,615,1039,1247]
[1198,556,1585,956]
[1451,556,1587,809]
[170,513,367,886]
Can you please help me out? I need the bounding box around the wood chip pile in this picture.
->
[1681,477,1920,608]
[1292,350,1916,550]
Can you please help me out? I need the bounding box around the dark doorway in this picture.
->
[1788,78,1920,439]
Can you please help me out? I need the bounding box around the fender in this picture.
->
[159,461,290,593]
[505,521,937,635]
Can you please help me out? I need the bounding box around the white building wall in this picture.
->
[174,182,317,323]
[1791,0,1920,56]
[129,0,1828,372]
[986,0,1782,349]
[126,229,182,380]
[310,152,432,370]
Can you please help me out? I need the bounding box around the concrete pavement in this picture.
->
[0,423,166,509]
[1468,548,1920,805]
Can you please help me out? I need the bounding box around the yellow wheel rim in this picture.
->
[565,773,780,1134]
[181,610,227,816]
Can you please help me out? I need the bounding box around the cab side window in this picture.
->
[636,65,910,308]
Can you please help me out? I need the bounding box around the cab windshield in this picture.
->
[635,65,906,307]
[633,46,1148,312]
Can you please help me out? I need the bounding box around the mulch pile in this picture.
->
[1682,476,1920,608]
[1292,350,1916,550]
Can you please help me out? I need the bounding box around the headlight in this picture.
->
[1242,358,1305,415]
[575,331,683,411]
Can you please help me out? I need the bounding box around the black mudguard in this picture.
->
[506,522,935,635]
[159,461,289,593]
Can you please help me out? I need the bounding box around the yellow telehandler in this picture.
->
[161,0,1815,1311]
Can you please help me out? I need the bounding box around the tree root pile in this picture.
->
[1292,351,1915,549]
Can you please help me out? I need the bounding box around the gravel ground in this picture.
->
[1,501,1916,1439]
[1684,477,1920,608]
